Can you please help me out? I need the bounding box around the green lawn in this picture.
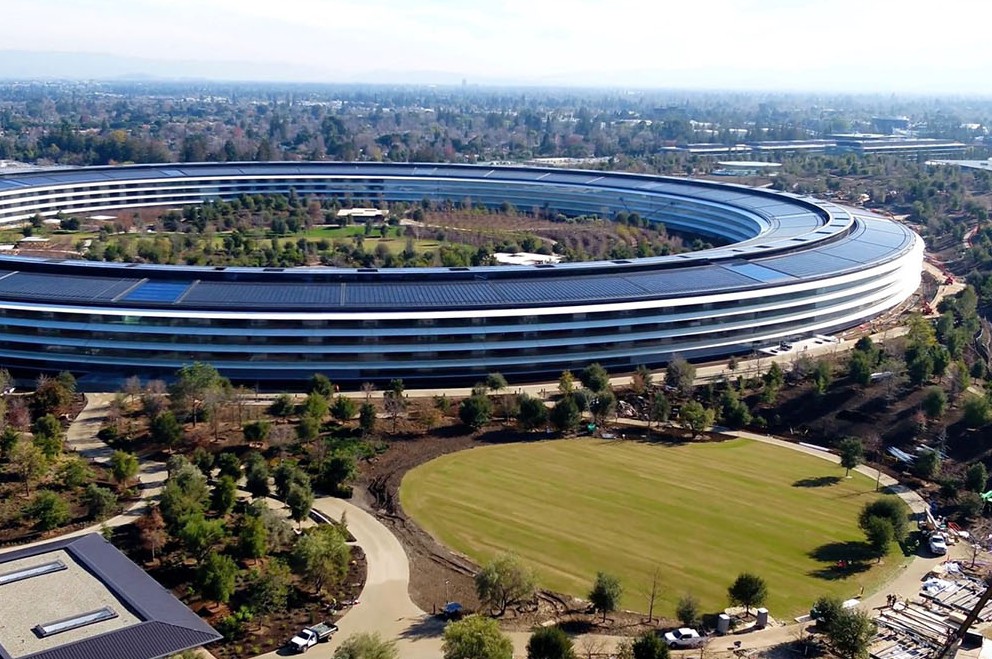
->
[400,438,907,618]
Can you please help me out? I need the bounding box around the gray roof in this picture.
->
[0,534,220,659]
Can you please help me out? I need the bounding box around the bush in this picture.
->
[83,484,118,519]
[27,490,71,530]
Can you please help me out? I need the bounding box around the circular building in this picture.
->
[0,163,922,386]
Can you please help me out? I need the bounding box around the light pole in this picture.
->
[445,579,450,604]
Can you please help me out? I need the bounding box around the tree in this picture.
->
[826,609,877,659]
[676,593,700,627]
[588,572,623,622]
[719,388,751,428]
[558,370,576,395]
[459,394,493,431]
[197,552,239,604]
[359,402,377,436]
[649,392,671,428]
[383,391,407,433]
[727,572,767,615]
[243,420,271,444]
[191,446,215,477]
[216,452,242,480]
[179,513,226,558]
[58,456,94,488]
[631,632,669,659]
[963,395,991,427]
[137,506,168,559]
[159,459,210,530]
[863,515,895,560]
[526,627,575,659]
[245,458,271,499]
[665,357,696,398]
[171,362,230,426]
[442,615,513,659]
[269,393,296,419]
[679,400,714,437]
[837,437,863,477]
[150,411,183,448]
[848,350,874,387]
[914,449,941,480]
[858,499,908,541]
[309,373,335,398]
[296,414,321,443]
[579,363,610,393]
[922,387,948,420]
[26,490,70,530]
[9,439,47,495]
[301,392,329,421]
[0,427,18,462]
[333,632,399,659]
[475,553,536,616]
[109,450,139,491]
[31,376,73,417]
[274,460,307,500]
[810,595,844,634]
[211,475,237,515]
[246,559,292,615]
[238,514,269,560]
[516,394,548,431]
[332,395,358,423]
[292,525,351,594]
[83,483,118,519]
[589,389,617,424]
[287,481,315,528]
[965,462,988,492]
[32,414,64,460]
[549,396,581,433]
[631,365,654,395]
[813,359,833,394]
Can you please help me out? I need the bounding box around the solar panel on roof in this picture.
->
[724,262,794,283]
[122,282,190,303]
[0,273,140,302]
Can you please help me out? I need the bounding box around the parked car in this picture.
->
[440,602,464,620]
[664,628,705,648]
[929,533,948,556]
[289,622,338,653]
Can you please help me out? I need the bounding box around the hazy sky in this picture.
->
[2,0,990,92]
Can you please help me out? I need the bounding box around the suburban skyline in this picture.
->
[1,0,989,93]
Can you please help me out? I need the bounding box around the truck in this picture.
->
[289,622,338,653]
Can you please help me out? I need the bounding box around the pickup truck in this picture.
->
[289,622,338,653]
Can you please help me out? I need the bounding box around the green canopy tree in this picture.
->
[589,572,623,622]
[442,615,513,659]
[727,572,768,615]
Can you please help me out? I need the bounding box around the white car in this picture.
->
[664,628,705,648]
[929,534,948,556]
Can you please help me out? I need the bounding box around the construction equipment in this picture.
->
[933,577,992,659]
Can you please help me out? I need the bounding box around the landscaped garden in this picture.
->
[400,437,907,617]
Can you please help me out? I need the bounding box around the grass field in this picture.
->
[400,438,907,618]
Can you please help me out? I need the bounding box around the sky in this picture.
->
[1,0,990,93]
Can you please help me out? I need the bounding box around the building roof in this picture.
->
[0,534,220,659]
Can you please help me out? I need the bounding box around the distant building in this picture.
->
[871,116,911,134]
[747,139,836,155]
[712,161,782,177]
[0,534,220,659]
[659,143,751,158]
[830,134,967,159]
[926,157,992,172]
[337,207,388,220]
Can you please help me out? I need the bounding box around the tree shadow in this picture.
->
[792,476,843,488]
[807,541,874,580]
[396,614,446,640]
[559,619,596,635]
